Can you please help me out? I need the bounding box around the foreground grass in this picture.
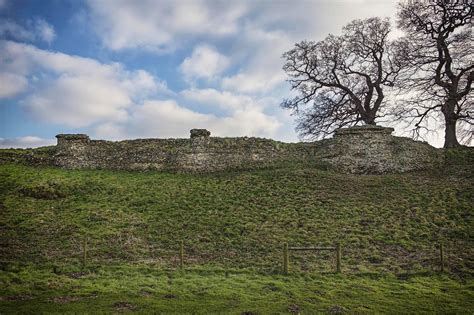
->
[1,264,473,314]
[0,151,472,313]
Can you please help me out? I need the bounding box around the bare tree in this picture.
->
[394,0,473,148]
[282,17,400,140]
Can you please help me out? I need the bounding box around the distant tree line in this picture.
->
[282,0,472,148]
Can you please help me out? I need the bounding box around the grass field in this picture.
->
[1,265,473,314]
[0,148,472,313]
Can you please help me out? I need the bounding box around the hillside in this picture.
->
[0,147,473,313]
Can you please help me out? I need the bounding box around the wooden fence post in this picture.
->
[336,242,341,273]
[82,236,87,268]
[179,240,184,269]
[439,242,444,272]
[283,243,289,274]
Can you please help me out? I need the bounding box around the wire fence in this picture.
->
[0,232,463,276]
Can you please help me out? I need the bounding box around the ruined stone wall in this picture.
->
[48,127,443,174]
[54,130,318,172]
[315,125,443,174]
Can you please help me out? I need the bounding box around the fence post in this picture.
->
[336,242,341,273]
[439,242,444,272]
[82,236,87,268]
[179,240,184,269]
[283,242,289,274]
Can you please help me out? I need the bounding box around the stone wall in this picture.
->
[53,130,318,172]
[49,127,443,174]
[315,125,443,174]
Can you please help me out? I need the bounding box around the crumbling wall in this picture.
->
[54,130,316,172]
[51,127,442,174]
[316,125,443,174]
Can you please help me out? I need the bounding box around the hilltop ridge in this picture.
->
[1,126,443,174]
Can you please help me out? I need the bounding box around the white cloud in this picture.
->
[0,72,28,98]
[0,136,55,148]
[26,75,131,127]
[218,25,293,94]
[218,1,398,94]
[94,99,281,140]
[129,100,211,138]
[0,40,169,128]
[92,122,125,141]
[86,0,247,51]
[179,45,230,81]
[0,18,56,44]
[0,39,282,141]
[121,69,171,99]
[181,88,261,112]
[35,19,56,44]
[83,0,400,97]
[222,71,287,94]
[84,0,399,97]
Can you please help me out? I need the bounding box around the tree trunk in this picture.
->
[444,117,460,148]
[363,110,377,125]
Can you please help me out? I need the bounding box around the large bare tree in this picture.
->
[394,0,473,148]
[282,17,400,140]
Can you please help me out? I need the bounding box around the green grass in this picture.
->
[0,151,473,313]
[1,264,473,314]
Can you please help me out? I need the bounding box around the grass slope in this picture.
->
[0,149,472,313]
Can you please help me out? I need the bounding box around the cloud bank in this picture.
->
[6,0,449,149]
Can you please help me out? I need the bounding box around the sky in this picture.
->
[2,0,443,149]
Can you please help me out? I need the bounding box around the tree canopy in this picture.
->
[282,17,401,140]
[394,0,473,148]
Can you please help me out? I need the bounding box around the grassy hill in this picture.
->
[0,148,473,313]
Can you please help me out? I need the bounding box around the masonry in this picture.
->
[51,126,443,174]
[54,129,318,172]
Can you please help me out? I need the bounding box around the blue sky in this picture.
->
[2,0,429,149]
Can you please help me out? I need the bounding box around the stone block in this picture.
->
[190,129,211,138]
